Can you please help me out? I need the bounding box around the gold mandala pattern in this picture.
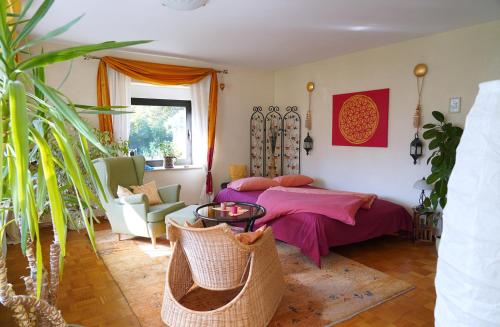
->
[339,95,379,144]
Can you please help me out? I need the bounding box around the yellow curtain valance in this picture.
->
[96,56,219,193]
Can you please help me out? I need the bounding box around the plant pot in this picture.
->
[68,209,86,231]
[164,156,176,169]
[435,236,441,254]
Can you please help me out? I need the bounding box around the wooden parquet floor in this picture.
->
[0,222,436,327]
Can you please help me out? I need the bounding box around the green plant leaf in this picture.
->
[31,127,66,256]
[15,15,84,53]
[8,81,29,255]
[18,40,150,70]
[423,129,437,140]
[31,78,109,154]
[430,192,439,210]
[439,180,448,197]
[431,155,443,166]
[0,98,4,208]
[439,196,447,209]
[74,104,127,110]
[422,123,436,129]
[77,109,133,115]
[13,0,54,47]
[429,139,440,150]
[432,111,445,123]
[423,197,431,208]
[426,172,440,184]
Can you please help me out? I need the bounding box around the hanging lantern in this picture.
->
[304,132,313,155]
[410,133,423,164]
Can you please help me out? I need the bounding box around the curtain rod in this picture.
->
[82,54,228,74]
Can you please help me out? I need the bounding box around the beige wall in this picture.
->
[43,42,275,204]
[43,20,500,207]
[274,20,500,207]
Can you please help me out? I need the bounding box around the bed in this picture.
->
[214,186,412,267]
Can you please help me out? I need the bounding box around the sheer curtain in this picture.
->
[108,68,131,143]
[191,76,212,203]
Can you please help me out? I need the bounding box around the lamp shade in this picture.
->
[161,0,208,10]
[413,177,433,191]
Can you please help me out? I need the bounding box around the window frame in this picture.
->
[130,97,193,166]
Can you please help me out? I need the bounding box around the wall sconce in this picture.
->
[304,82,315,155]
[304,132,313,155]
[410,133,423,164]
[411,63,427,164]
[218,69,228,91]
[413,63,428,128]
[305,82,314,129]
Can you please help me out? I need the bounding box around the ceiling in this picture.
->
[32,0,500,69]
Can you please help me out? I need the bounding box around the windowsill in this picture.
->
[145,165,202,172]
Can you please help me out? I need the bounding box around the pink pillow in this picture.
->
[273,174,314,187]
[228,177,279,191]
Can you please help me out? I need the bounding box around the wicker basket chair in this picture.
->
[161,219,285,327]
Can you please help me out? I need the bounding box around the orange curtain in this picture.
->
[97,61,113,138]
[7,0,21,15]
[96,56,219,194]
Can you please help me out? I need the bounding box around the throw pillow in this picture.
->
[235,225,267,245]
[229,164,248,181]
[130,181,163,205]
[116,185,133,198]
[227,177,279,191]
[273,174,314,187]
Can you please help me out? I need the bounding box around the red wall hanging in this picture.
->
[332,88,389,147]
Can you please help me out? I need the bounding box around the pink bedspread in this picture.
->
[214,187,412,267]
[256,186,366,225]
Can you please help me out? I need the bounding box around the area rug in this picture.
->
[95,230,414,326]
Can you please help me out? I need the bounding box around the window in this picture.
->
[129,98,192,166]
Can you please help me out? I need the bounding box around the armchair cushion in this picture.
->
[147,201,186,223]
[114,193,148,205]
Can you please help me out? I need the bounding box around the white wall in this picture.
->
[43,42,275,204]
[43,20,500,207]
[274,20,500,208]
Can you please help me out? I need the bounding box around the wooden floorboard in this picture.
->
[0,221,436,326]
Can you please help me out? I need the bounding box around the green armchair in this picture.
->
[93,156,185,247]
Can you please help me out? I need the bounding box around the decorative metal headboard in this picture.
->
[282,106,301,175]
[250,106,265,177]
[250,106,301,177]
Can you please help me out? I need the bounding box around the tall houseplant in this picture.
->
[0,1,147,325]
[422,111,463,210]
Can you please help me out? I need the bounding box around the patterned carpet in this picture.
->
[95,230,414,326]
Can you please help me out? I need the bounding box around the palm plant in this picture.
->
[0,1,147,325]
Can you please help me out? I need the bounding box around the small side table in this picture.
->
[412,207,436,243]
[195,202,266,232]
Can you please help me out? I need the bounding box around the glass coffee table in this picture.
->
[195,202,266,232]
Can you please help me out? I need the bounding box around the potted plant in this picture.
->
[158,141,179,168]
[52,128,129,231]
[0,1,147,325]
[422,111,463,251]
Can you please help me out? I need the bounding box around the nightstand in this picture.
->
[412,207,436,243]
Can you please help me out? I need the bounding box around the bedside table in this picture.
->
[412,207,436,243]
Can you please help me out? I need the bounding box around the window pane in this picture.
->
[128,105,187,161]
